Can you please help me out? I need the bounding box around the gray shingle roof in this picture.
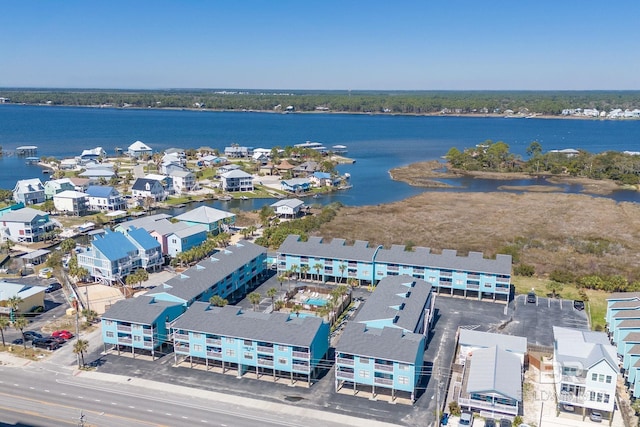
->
[278,235,378,263]
[146,240,265,302]
[172,302,323,347]
[627,344,640,355]
[553,326,617,371]
[607,292,640,301]
[336,322,424,364]
[623,332,640,342]
[0,207,48,222]
[354,275,432,333]
[171,224,208,239]
[466,346,522,401]
[458,329,527,354]
[614,311,640,319]
[617,319,640,329]
[610,300,640,309]
[102,296,183,324]
[115,214,173,232]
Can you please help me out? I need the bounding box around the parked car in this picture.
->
[440,413,450,426]
[23,331,43,340]
[32,338,60,351]
[45,282,62,293]
[527,291,537,304]
[499,419,512,427]
[590,411,603,422]
[52,330,73,340]
[562,403,576,412]
[38,267,53,279]
[459,411,474,426]
[573,300,585,311]
[485,419,496,427]
[12,338,25,345]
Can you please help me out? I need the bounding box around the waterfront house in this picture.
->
[68,177,90,192]
[259,161,276,176]
[277,235,512,301]
[335,275,434,403]
[79,147,106,163]
[220,170,254,192]
[217,164,240,175]
[86,186,126,212]
[0,280,45,314]
[53,190,89,216]
[171,302,329,385]
[0,207,56,243]
[13,178,45,205]
[166,224,209,257]
[78,168,115,183]
[161,156,188,175]
[44,178,75,199]
[310,172,335,187]
[127,140,152,158]
[131,178,166,202]
[77,228,162,285]
[276,160,295,175]
[113,215,187,256]
[59,158,78,170]
[224,145,253,158]
[454,330,527,417]
[101,295,186,359]
[280,178,311,193]
[169,169,196,193]
[293,161,319,176]
[553,326,618,421]
[270,199,304,218]
[174,206,236,234]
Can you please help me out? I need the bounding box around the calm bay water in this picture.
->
[1,104,639,205]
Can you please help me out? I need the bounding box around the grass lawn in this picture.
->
[513,275,608,331]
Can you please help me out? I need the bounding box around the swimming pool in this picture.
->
[306,297,328,306]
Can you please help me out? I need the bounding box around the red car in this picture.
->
[51,330,74,340]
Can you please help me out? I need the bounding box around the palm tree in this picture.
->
[81,309,98,326]
[13,317,29,350]
[209,295,228,307]
[317,306,330,321]
[338,263,347,284]
[347,277,358,288]
[300,265,309,281]
[0,316,10,347]
[313,263,323,283]
[274,300,285,312]
[7,296,22,321]
[291,304,302,317]
[277,274,287,289]
[248,292,262,312]
[73,339,90,368]
[266,287,277,310]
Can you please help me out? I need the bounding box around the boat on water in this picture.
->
[332,145,348,154]
[240,196,249,200]
[218,195,232,201]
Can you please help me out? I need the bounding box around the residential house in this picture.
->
[79,147,106,163]
[0,280,45,314]
[281,178,311,193]
[271,199,305,219]
[101,295,185,359]
[144,174,173,195]
[455,330,527,417]
[310,172,334,187]
[169,169,196,193]
[86,186,126,212]
[224,146,253,158]
[292,161,318,177]
[77,228,162,285]
[171,302,329,385]
[220,170,254,192]
[553,326,618,420]
[259,161,276,176]
[13,178,45,205]
[128,140,152,158]
[277,235,512,301]
[276,160,295,176]
[166,224,209,257]
[174,206,236,234]
[78,168,115,183]
[68,177,90,192]
[53,190,89,216]
[217,164,240,175]
[59,158,78,170]
[43,178,75,199]
[335,275,434,403]
[131,178,166,202]
[0,207,56,243]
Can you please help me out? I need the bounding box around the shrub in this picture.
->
[514,263,535,277]
[549,269,575,284]
[448,401,461,416]
[513,415,523,426]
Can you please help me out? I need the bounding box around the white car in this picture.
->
[459,412,474,426]
[38,267,53,278]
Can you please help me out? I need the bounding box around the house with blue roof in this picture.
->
[280,178,311,193]
[77,228,162,285]
[335,275,434,403]
[101,295,185,359]
[86,185,126,212]
[171,302,329,386]
[277,235,512,301]
[166,224,208,257]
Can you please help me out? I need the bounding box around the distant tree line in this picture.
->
[446,140,640,185]
[2,89,640,116]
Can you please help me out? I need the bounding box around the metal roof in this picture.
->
[102,296,182,324]
[458,329,527,355]
[336,322,424,364]
[466,346,522,401]
[174,206,235,224]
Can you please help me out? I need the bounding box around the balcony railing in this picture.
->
[207,351,222,358]
[257,346,274,354]
[561,375,586,385]
[292,363,310,372]
[337,357,355,366]
[258,358,274,367]
[374,363,394,372]
[558,391,585,404]
[467,284,480,290]
[142,328,152,336]
[118,337,132,345]
[143,341,153,349]
[206,338,222,346]
[457,398,518,415]
[117,325,132,332]
[292,351,309,359]
[374,377,393,386]
[175,345,189,353]
[468,274,481,280]
[174,333,189,341]
[337,370,354,379]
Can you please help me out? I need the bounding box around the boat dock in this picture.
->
[16,145,38,156]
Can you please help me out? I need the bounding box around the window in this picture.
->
[599,374,605,382]
[591,373,598,381]
[398,364,409,371]
[106,331,114,338]
[604,394,610,403]
[278,358,288,365]
[455,279,463,285]
[192,333,202,339]
[225,349,235,357]
[244,352,254,360]
[133,336,141,342]
[360,357,369,364]
[193,344,202,352]
[596,393,603,402]
[226,337,235,344]
[606,375,612,384]
[278,345,288,351]
[590,391,596,401]
[359,370,370,378]
[244,339,252,346]
[104,320,113,326]
[398,376,409,385]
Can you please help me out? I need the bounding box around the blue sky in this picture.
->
[1,1,638,90]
